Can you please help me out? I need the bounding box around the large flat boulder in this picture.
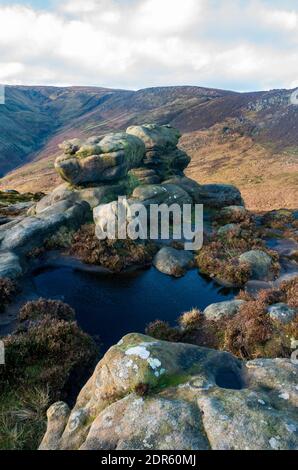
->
[40,334,298,450]
[55,133,145,185]
[1,201,90,255]
[35,181,127,214]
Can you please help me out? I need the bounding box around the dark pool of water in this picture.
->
[215,368,243,390]
[29,262,237,351]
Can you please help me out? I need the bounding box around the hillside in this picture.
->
[0,85,297,210]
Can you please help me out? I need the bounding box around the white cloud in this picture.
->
[135,0,202,34]
[261,8,298,31]
[0,0,297,91]
[0,62,24,81]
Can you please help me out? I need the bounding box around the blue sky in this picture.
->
[0,0,297,91]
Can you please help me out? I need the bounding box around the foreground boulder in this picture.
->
[40,334,298,450]
[55,133,145,185]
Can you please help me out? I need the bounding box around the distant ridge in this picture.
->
[0,85,297,210]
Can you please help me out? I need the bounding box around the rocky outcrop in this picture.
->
[153,247,194,277]
[40,334,298,450]
[0,123,247,282]
[55,133,145,185]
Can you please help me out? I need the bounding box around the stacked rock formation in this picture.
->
[54,123,242,210]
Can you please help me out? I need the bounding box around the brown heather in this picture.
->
[68,224,158,272]
[0,278,18,312]
[19,298,75,322]
[147,277,298,360]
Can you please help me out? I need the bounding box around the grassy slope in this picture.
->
[0,86,297,211]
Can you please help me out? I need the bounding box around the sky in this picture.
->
[0,0,298,91]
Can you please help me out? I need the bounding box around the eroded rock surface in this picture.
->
[127,124,190,178]
[40,334,298,451]
[55,133,145,185]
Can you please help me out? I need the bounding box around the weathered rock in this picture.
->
[163,176,203,203]
[80,394,209,451]
[0,201,90,255]
[39,402,71,451]
[132,183,192,206]
[0,201,34,216]
[197,383,297,450]
[153,247,194,277]
[204,300,245,321]
[127,124,181,150]
[40,334,298,451]
[55,133,145,185]
[0,251,22,279]
[217,223,241,237]
[266,238,298,261]
[239,250,275,281]
[268,303,297,324]
[195,184,243,208]
[218,205,248,223]
[128,168,160,185]
[0,217,12,226]
[93,197,151,241]
[36,181,126,213]
[126,124,190,178]
[40,333,242,450]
